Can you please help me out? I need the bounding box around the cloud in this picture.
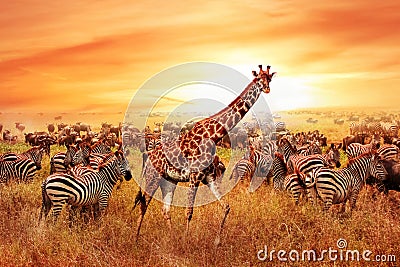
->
[1,0,399,113]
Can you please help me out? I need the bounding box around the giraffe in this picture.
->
[133,65,276,245]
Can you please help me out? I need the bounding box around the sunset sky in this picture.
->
[1,0,399,115]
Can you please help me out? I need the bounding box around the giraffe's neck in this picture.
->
[211,80,261,132]
[182,80,262,145]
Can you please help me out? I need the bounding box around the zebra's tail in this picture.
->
[294,169,307,188]
[49,159,55,175]
[39,181,51,222]
[303,171,317,189]
[132,190,145,211]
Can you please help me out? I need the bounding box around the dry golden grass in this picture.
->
[1,112,400,266]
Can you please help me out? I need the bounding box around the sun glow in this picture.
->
[266,76,319,111]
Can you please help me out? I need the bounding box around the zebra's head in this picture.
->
[79,142,91,161]
[326,143,341,168]
[114,150,132,181]
[29,146,44,170]
[64,144,84,167]
[370,154,388,182]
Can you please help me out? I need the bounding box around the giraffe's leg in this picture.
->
[206,179,230,247]
[186,180,200,235]
[135,165,162,241]
[159,179,177,234]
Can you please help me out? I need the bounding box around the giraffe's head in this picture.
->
[252,65,276,93]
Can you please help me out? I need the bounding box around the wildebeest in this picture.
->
[15,123,26,132]
[3,130,18,143]
[47,124,55,133]
[370,159,400,194]
[57,123,68,132]
[334,118,345,125]
[342,134,366,151]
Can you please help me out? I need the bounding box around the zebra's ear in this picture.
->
[114,150,123,158]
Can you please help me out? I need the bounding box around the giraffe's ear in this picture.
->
[252,71,257,77]
[271,72,277,77]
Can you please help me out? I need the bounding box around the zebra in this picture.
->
[229,146,273,184]
[282,144,341,202]
[381,122,399,138]
[0,158,37,183]
[349,121,367,136]
[141,135,162,173]
[377,144,399,160]
[39,150,132,222]
[274,121,286,132]
[229,145,256,183]
[284,171,307,205]
[286,153,335,176]
[50,144,85,174]
[297,142,322,156]
[90,140,112,154]
[271,152,288,190]
[262,139,277,157]
[0,145,45,170]
[366,122,382,135]
[305,152,387,212]
[346,142,380,159]
[277,137,297,164]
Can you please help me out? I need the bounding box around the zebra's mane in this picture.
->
[98,154,117,170]
[91,140,111,150]
[274,152,285,162]
[279,138,297,153]
[274,152,288,171]
[347,150,376,166]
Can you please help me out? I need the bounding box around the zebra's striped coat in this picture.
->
[40,151,132,221]
[305,152,387,212]
[0,158,37,183]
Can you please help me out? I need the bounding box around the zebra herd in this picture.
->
[230,131,397,212]
[0,138,132,222]
[0,145,45,183]
[1,121,399,226]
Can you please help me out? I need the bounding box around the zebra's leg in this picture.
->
[322,196,333,212]
[160,179,177,234]
[293,187,301,205]
[340,200,347,213]
[206,179,230,247]
[51,200,66,222]
[349,189,361,212]
[68,205,79,226]
[135,165,162,241]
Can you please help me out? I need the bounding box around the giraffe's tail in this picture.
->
[132,190,144,211]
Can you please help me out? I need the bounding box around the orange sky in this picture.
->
[1,0,399,114]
